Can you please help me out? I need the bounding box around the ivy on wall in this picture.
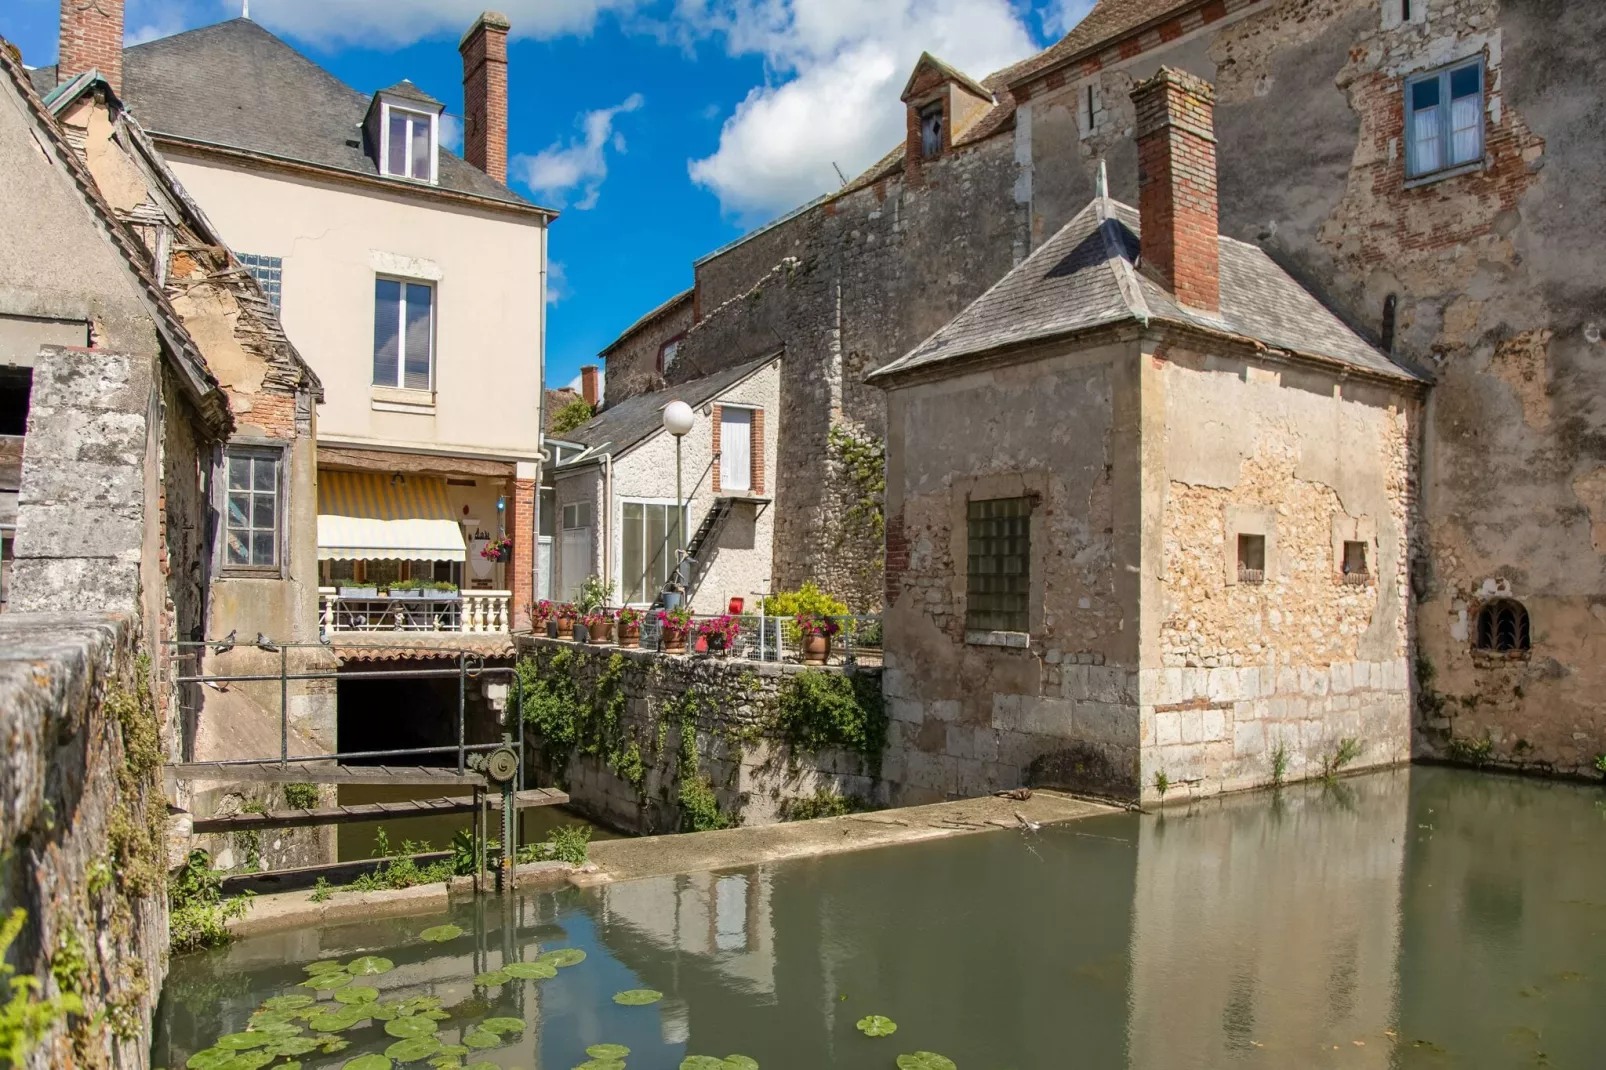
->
[827,424,886,561]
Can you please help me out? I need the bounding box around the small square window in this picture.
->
[659,337,681,375]
[1406,58,1484,180]
[919,102,944,159]
[562,502,592,530]
[223,447,282,570]
[1342,540,1369,580]
[237,253,282,309]
[1237,534,1266,585]
[967,497,1032,633]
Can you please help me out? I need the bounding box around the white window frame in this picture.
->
[218,443,287,576]
[617,497,686,606]
[1405,56,1486,184]
[372,276,435,393]
[561,501,593,531]
[379,102,439,184]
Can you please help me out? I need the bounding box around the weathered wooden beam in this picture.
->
[190,788,568,834]
[166,762,490,788]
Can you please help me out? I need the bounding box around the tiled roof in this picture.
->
[31,20,546,213]
[870,195,1423,385]
[1006,0,1194,88]
[560,355,780,462]
[332,634,516,662]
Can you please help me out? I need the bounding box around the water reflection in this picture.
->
[154,768,1606,1070]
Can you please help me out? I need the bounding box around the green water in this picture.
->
[333,785,616,863]
[154,766,1606,1069]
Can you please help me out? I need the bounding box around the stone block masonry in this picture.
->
[514,636,885,834]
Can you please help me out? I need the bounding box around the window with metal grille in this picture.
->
[1342,540,1369,582]
[238,253,282,309]
[1475,599,1530,653]
[1406,58,1484,181]
[1237,534,1266,585]
[223,447,282,570]
[967,497,1032,633]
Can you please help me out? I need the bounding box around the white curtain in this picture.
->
[1450,95,1480,165]
[1412,105,1441,174]
[721,408,752,491]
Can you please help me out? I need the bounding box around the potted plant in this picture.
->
[533,600,558,637]
[616,607,643,649]
[657,606,693,654]
[585,612,615,644]
[338,584,378,599]
[699,614,740,655]
[480,534,512,563]
[796,613,840,665]
[555,602,578,641]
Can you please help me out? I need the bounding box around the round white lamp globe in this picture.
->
[662,399,695,437]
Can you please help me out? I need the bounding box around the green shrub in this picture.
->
[549,398,595,435]
[515,824,593,866]
[780,790,874,821]
[282,782,319,809]
[774,670,887,768]
[1593,753,1605,778]
[761,582,848,620]
[169,850,252,954]
[0,909,84,1063]
[576,574,614,614]
[348,831,455,891]
[679,774,736,833]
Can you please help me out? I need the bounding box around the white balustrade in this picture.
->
[318,588,511,635]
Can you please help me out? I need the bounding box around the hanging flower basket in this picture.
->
[480,535,513,563]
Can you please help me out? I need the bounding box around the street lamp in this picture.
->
[662,400,694,607]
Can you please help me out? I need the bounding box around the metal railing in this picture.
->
[319,587,510,635]
[552,613,882,667]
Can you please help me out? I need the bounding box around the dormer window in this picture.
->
[919,101,944,158]
[386,106,435,181]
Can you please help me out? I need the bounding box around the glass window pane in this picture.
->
[623,502,644,603]
[252,456,277,492]
[226,531,250,565]
[1411,104,1441,174]
[1410,77,1440,110]
[228,455,251,490]
[404,284,432,390]
[410,115,431,179]
[1450,63,1480,100]
[966,497,1031,633]
[373,279,401,386]
[253,492,276,530]
[228,493,250,528]
[252,530,275,566]
[387,110,407,176]
[1451,94,1481,165]
[646,504,668,592]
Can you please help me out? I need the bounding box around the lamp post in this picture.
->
[662,400,695,607]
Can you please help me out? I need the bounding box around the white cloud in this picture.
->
[124,0,190,47]
[438,113,464,153]
[512,94,644,210]
[683,0,1040,218]
[546,261,568,305]
[1042,0,1097,38]
[253,0,645,48]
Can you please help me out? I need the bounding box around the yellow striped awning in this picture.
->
[317,470,466,562]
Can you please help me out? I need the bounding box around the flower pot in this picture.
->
[590,621,615,644]
[558,618,577,641]
[803,635,830,665]
[575,622,591,644]
[618,624,641,649]
[545,620,559,639]
[662,628,688,655]
[707,635,727,654]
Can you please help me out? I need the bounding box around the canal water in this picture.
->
[155,766,1606,1069]
[334,785,616,862]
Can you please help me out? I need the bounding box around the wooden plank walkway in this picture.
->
[191,787,569,834]
[166,763,491,788]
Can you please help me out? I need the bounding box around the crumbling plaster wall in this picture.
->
[1022,0,1605,776]
[882,340,1144,801]
[1139,344,1417,800]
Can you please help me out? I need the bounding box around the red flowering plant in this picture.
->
[532,600,557,626]
[480,534,512,562]
[795,613,841,638]
[698,614,741,648]
[582,612,613,629]
[616,606,644,628]
[656,606,693,635]
[553,602,577,622]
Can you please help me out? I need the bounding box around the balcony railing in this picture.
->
[318,587,510,635]
[545,613,882,667]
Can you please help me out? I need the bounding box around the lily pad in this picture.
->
[503,961,558,980]
[216,1032,270,1050]
[334,986,381,1005]
[856,1015,898,1037]
[682,1058,727,1070]
[572,1061,626,1070]
[385,1036,443,1062]
[896,1054,957,1070]
[307,1012,362,1033]
[302,971,353,991]
[428,1059,462,1070]
[419,924,464,943]
[612,989,664,1006]
[269,1036,320,1057]
[341,1056,392,1070]
[385,1015,441,1039]
[481,1017,525,1035]
[436,1044,469,1057]
[264,994,316,1011]
[186,1051,231,1070]
[465,1063,503,1070]
[537,947,587,967]
[321,1037,351,1053]
[586,1044,631,1059]
[304,959,345,975]
[472,970,510,986]
[218,1055,275,1070]
[400,996,444,1014]
[724,1057,760,1070]
[369,1002,400,1021]
[462,1028,502,1050]
[348,955,396,976]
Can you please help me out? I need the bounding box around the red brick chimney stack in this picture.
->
[459,11,510,184]
[1131,67,1220,313]
[580,365,600,407]
[58,0,125,95]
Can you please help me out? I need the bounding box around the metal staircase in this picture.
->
[684,497,736,596]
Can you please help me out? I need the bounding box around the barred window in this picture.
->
[1237,534,1266,585]
[238,253,282,309]
[967,497,1032,633]
[1475,599,1530,653]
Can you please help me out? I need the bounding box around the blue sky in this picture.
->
[4,0,1093,390]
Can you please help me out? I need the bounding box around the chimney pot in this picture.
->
[1130,67,1220,313]
[580,365,599,407]
[459,11,511,184]
[58,0,125,96]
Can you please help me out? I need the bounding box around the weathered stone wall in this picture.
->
[1138,343,1418,801]
[1017,0,1606,776]
[0,613,169,1069]
[882,340,1145,801]
[514,636,883,833]
[599,293,693,404]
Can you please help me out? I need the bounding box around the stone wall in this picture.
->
[0,613,169,1069]
[600,292,692,405]
[514,636,883,833]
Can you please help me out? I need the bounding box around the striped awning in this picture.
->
[317,470,466,562]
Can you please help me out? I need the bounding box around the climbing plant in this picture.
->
[827,424,886,557]
[516,649,638,787]
[0,909,84,1065]
[773,669,887,774]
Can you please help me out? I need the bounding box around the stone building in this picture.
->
[605,0,1606,782]
[871,69,1423,803]
[552,355,781,611]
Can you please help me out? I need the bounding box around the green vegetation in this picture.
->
[387,578,459,593]
[1595,753,1606,779]
[780,789,876,822]
[575,574,615,614]
[516,648,637,785]
[1321,737,1363,782]
[0,909,84,1065]
[773,670,887,770]
[309,877,334,903]
[1447,733,1495,767]
[856,1015,898,1037]
[283,782,320,809]
[550,397,595,435]
[761,581,849,620]
[1270,740,1290,789]
[1153,770,1170,800]
[348,829,457,892]
[826,424,886,563]
[168,850,252,954]
[516,824,593,866]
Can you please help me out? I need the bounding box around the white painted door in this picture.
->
[721,408,752,492]
[560,528,589,602]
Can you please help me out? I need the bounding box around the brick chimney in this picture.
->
[580,365,599,407]
[1131,67,1219,313]
[458,11,510,184]
[58,0,125,95]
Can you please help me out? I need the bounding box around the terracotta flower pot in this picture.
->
[558,617,577,641]
[803,635,830,665]
[662,628,689,655]
[589,620,615,644]
[618,623,641,648]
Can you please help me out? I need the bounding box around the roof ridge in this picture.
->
[1096,195,1150,328]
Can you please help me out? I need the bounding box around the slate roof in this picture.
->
[376,80,442,108]
[869,195,1423,385]
[559,355,780,462]
[31,19,544,213]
